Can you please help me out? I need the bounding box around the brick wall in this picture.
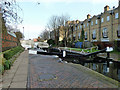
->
[2,32,18,52]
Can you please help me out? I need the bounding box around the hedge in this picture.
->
[0,46,24,74]
[3,46,24,60]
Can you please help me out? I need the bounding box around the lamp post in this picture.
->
[23,27,24,39]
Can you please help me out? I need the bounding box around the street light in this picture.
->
[23,26,24,39]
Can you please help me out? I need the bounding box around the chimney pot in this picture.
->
[104,5,109,12]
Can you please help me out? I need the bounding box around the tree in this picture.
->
[46,14,70,46]
[39,28,50,40]
[15,31,24,41]
[80,28,84,42]
[1,0,23,32]
[47,39,55,46]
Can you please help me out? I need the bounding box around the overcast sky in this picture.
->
[17,0,118,40]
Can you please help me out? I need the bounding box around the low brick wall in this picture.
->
[2,32,18,52]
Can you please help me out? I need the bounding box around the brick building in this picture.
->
[65,1,120,49]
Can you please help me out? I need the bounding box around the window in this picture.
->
[80,25,82,29]
[73,35,76,41]
[87,23,89,27]
[75,27,76,30]
[85,32,87,40]
[92,30,96,39]
[115,13,118,19]
[78,26,79,29]
[91,21,93,26]
[117,30,120,37]
[107,16,110,21]
[84,24,85,28]
[103,28,108,38]
[101,18,104,23]
[95,20,97,25]
[78,33,80,39]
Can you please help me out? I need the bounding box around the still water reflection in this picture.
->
[82,62,120,82]
[63,58,120,82]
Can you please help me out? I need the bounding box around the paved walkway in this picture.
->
[28,54,119,88]
[0,50,119,89]
[1,50,28,88]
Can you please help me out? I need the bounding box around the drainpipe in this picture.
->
[97,15,101,42]
[88,19,91,42]
[110,10,114,42]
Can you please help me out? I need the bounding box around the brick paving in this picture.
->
[28,54,118,88]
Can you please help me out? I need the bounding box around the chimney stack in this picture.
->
[104,5,109,12]
[87,14,91,19]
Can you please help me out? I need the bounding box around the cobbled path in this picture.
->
[28,54,118,88]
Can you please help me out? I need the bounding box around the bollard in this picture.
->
[63,50,66,57]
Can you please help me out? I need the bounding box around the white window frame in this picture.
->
[78,33,80,39]
[93,30,96,39]
[115,13,118,19]
[80,25,82,29]
[107,16,110,21]
[103,28,108,38]
[95,20,97,25]
[87,23,88,27]
[85,32,87,39]
[91,21,93,26]
[101,18,104,23]
[84,24,85,28]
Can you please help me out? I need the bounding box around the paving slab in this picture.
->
[1,50,28,89]
[28,54,119,88]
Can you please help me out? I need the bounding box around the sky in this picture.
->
[17,0,118,40]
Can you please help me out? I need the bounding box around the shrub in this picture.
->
[4,46,24,60]
[0,65,4,74]
[4,60,11,70]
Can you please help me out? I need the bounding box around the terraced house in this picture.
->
[65,1,120,49]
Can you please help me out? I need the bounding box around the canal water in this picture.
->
[63,57,120,82]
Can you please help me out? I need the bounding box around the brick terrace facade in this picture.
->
[64,1,120,49]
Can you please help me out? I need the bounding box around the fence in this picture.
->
[2,32,18,52]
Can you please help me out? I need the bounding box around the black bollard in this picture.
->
[107,52,110,58]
